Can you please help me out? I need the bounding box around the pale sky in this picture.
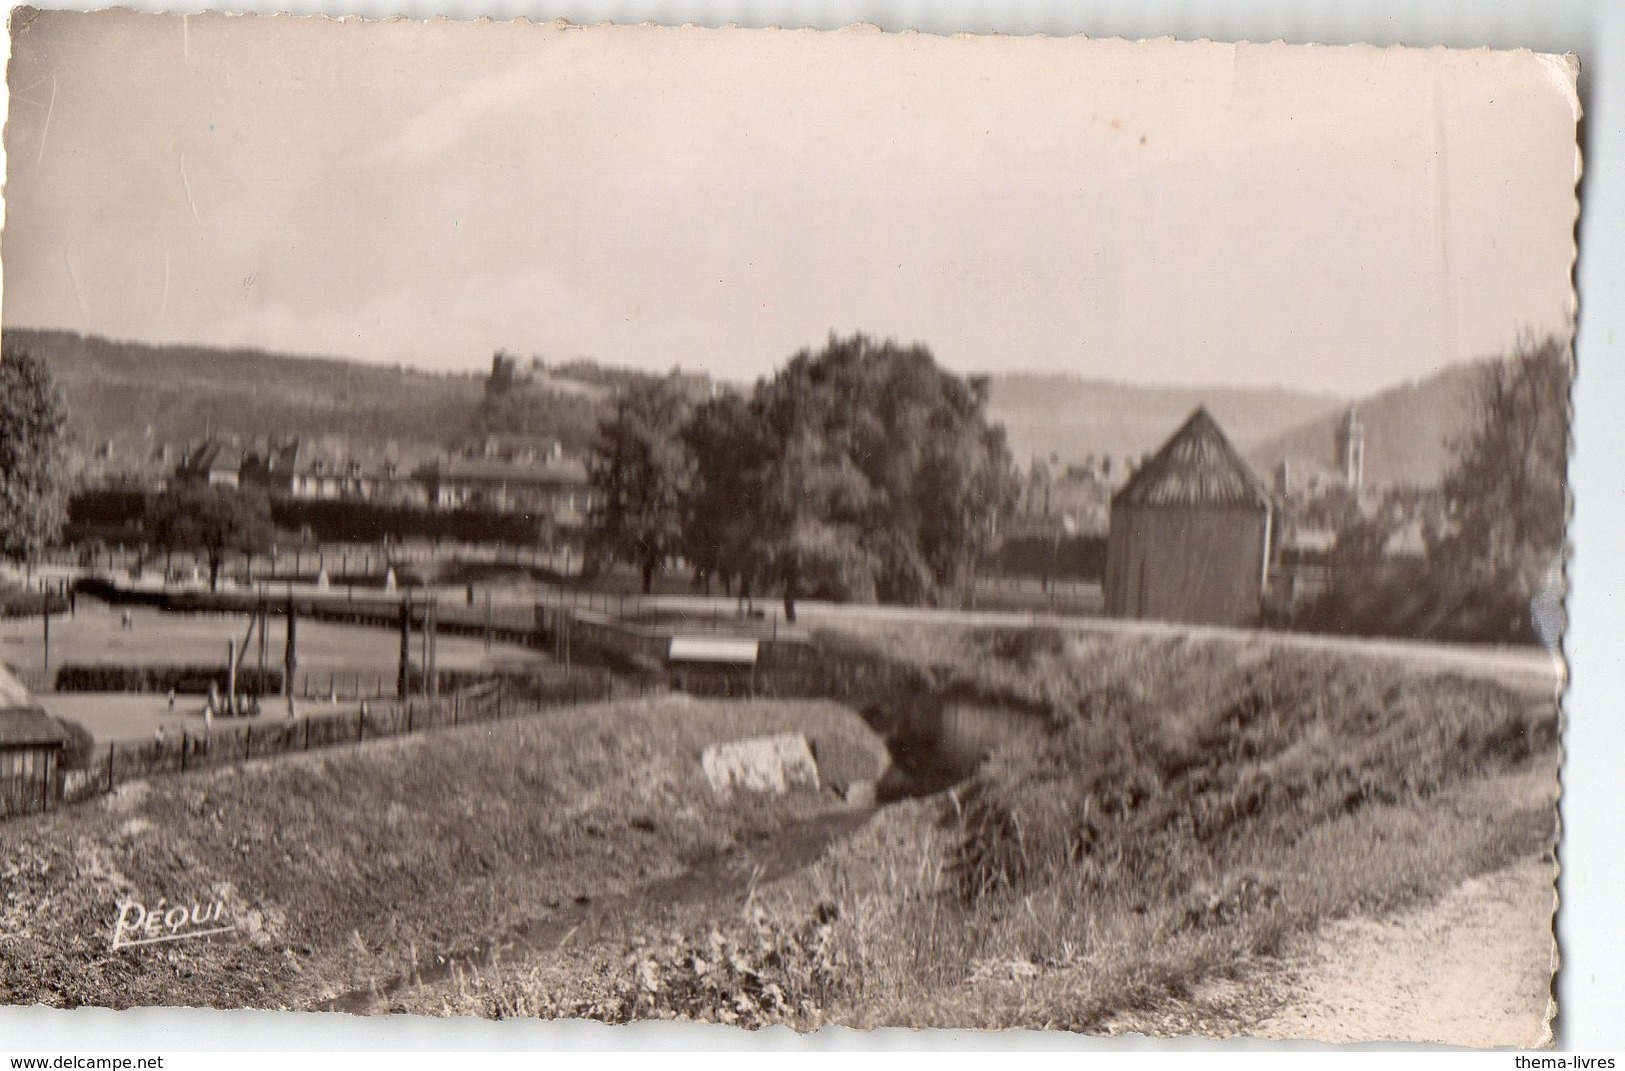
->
[1,14,1580,394]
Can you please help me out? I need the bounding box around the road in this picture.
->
[1254,854,1557,1048]
[6,563,1564,693]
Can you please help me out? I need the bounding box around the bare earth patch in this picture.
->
[1252,854,1557,1048]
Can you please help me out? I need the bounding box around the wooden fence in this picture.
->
[3,674,643,822]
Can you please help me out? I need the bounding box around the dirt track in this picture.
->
[1254,855,1558,1048]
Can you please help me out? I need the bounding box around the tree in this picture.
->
[682,391,772,599]
[0,346,70,565]
[145,485,275,591]
[587,374,696,594]
[743,335,1020,621]
[1432,333,1571,607]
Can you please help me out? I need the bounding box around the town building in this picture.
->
[240,439,427,507]
[414,437,591,529]
[174,439,244,488]
[1012,456,1115,538]
[1104,407,1274,627]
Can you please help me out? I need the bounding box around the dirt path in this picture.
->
[321,804,879,1015]
[1253,855,1558,1048]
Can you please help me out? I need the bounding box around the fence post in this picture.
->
[304,718,311,751]
[107,742,115,793]
[398,597,411,701]
[358,707,365,742]
[244,725,252,761]
[406,701,414,734]
[180,733,188,773]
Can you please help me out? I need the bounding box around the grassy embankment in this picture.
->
[2,621,1559,1030]
[432,624,1559,1032]
[0,695,885,1011]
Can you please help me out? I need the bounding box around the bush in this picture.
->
[0,587,68,619]
[942,643,1556,904]
[1288,559,1540,644]
[51,717,97,771]
[53,664,285,695]
[472,904,850,1027]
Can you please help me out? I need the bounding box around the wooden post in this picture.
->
[284,590,298,718]
[357,706,365,742]
[258,595,269,692]
[419,599,430,697]
[41,588,50,678]
[484,591,493,651]
[244,724,252,761]
[398,596,411,701]
[427,599,438,699]
[107,742,115,793]
[227,639,238,717]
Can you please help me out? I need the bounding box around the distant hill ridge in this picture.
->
[0,329,647,473]
[985,364,1488,489]
[983,373,1348,469]
[1245,363,1486,489]
[3,328,1484,490]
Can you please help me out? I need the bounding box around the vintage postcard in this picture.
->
[0,12,1577,1047]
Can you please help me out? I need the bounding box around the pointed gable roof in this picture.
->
[1112,406,1271,510]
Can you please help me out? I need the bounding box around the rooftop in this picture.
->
[1113,406,1272,510]
[0,664,67,749]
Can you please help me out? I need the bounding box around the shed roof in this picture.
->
[1112,407,1271,510]
[0,663,66,749]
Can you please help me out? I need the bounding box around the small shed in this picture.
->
[1104,407,1273,627]
[0,662,68,817]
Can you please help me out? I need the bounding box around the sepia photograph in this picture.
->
[0,11,1580,1048]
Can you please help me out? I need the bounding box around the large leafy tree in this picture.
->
[1432,333,1571,606]
[0,346,70,564]
[587,374,696,593]
[145,484,275,591]
[717,335,1020,621]
[682,391,772,598]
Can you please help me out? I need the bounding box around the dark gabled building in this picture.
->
[1104,406,1273,628]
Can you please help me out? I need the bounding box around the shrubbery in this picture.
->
[0,587,68,618]
[944,643,1555,903]
[52,663,285,694]
[1288,560,1540,645]
[468,904,850,1028]
[51,717,97,771]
